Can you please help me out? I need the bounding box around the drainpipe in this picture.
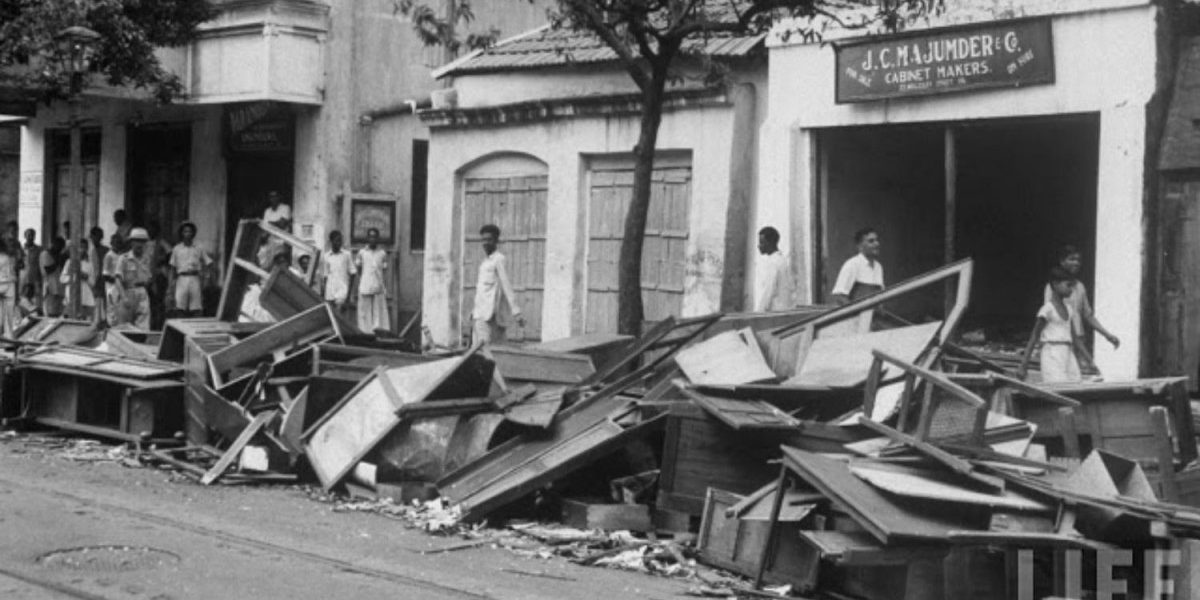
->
[357,97,433,126]
[355,97,433,192]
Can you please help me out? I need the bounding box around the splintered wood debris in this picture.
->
[10,258,1200,599]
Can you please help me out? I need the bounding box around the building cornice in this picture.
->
[419,86,731,129]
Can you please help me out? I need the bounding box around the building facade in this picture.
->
[419,28,767,346]
[8,0,544,330]
[759,0,1171,381]
[420,0,1200,386]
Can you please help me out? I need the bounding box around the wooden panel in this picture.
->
[461,175,546,343]
[1156,180,1200,390]
[683,388,801,431]
[791,321,942,387]
[487,346,594,384]
[848,463,1051,511]
[303,357,463,490]
[208,304,335,385]
[781,445,980,544]
[585,166,690,333]
[658,404,790,515]
[697,487,820,591]
[674,328,777,385]
[451,414,666,522]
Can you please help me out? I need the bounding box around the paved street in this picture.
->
[0,439,684,600]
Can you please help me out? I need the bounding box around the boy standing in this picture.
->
[1021,267,1088,383]
[40,237,65,318]
[169,222,213,318]
[355,228,389,332]
[320,230,355,314]
[19,228,41,312]
[470,224,524,347]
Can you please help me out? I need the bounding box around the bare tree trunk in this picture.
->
[616,64,669,336]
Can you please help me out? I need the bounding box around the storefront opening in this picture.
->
[817,114,1100,347]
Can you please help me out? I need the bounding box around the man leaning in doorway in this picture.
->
[754,226,793,312]
[115,228,153,330]
[263,190,292,231]
[470,224,524,348]
[832,227,884,332]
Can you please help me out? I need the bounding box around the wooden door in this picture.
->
[460,175,547,343]
[129,126,191,243]
[52,163,99,239]
[585,166,690,333]
[1156,179,1200,389]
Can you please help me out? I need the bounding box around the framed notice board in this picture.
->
[350,198,396,245]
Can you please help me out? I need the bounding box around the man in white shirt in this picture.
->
[754,226,793,312]
[471,224,524,348]
[320,230,355,314]
[355,228,390,333]
[832,227,884,305]
[262,191,292,231]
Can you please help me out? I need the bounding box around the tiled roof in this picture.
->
[436,24,764,78]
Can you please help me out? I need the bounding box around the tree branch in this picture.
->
[562,0,651,89]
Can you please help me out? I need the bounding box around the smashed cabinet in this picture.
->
[16,346,185,443]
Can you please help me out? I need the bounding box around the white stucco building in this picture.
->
[419,27,767,346]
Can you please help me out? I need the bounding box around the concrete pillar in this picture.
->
[421,132,457,347]
[1093,104,1145,380]
[17,125,44,242]
[754,118,798,304]
[541,151,579,340]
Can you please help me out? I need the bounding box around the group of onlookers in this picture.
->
[0,208,215,337]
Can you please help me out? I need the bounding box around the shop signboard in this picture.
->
[224,102,295,154]
[835,18,1054,103]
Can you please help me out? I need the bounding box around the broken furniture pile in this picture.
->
[6,241,1200,598]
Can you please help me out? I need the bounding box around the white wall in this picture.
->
[19,98,226,260]
[422,100,745,346]
[759,5,1158,378]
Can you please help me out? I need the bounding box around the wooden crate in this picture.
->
[658,402,794,515]
[697,488,818,591]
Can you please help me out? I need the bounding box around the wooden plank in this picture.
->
[260,267,362,336]
[200,409,276,485]
[789,321,943,387]
[857,416,1004,492]
[1151,405,1182,502]
[681,385,801,431]
[561,498,652,532]
[674,328,777,385]
[487,346,595,384]
[781,445,980,544]
[279,387,308,454]
[503,388,565,428]
[529,333,633,368]
[945,531,1115,551]
[581,317,676,387]
[395,397,494,420]
[848,463,1052,511]
[208,304,335,386]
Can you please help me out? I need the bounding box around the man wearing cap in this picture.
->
[115,227,153,329]
[169,222,213,318]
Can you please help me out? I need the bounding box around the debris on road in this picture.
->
[7,254,1200,598]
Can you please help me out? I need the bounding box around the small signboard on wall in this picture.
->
[835,18,1054,103]
[350,198,396,245]
[224,102,295,154]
